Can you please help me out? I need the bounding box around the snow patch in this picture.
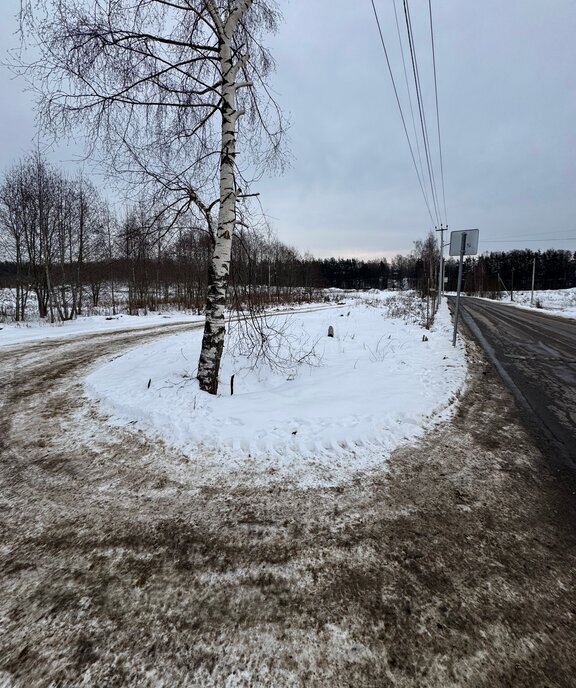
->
[85,297,466,486]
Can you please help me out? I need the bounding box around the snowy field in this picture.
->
[85,293,467,486]
[0,297,317,347]
[0,284,210,347]
[2,286,574,349]
[479,287,576,319]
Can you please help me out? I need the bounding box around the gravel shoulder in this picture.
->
[1,324,575,687]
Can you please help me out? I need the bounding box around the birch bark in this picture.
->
[197,0,253,395]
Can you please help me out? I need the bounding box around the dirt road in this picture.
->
[458,297,576,474]
[1,324,575,687]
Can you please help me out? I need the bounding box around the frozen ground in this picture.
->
[85,294,466,486]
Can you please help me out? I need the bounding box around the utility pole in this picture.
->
[530,257,536,305]
[436,224,446,306]
[497,272,510,299]
[511,268,514,302]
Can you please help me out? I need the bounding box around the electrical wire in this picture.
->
[404,0,441,227]
[392,0,429,213]
[428,0,448,225]
[369,0,436,226]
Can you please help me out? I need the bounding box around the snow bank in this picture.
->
[471,287,576,320]
[85,295,466,486]
[499,287,576,319]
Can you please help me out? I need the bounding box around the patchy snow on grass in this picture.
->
[85,295,466,486]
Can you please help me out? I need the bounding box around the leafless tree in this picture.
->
[0,164,30,321]
[19,0,286,393]
[413,230,440,327]
[0,153,105,321]
[0,154,60,320]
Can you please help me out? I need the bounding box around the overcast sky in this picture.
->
[1,1,575,259]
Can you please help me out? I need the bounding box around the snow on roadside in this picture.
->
[0,311,205,347]
[85,295,466,486]
[475,287,576,320]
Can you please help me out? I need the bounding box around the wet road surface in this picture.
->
[456,297,576,474]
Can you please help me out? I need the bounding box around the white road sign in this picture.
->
[449,229,479,256]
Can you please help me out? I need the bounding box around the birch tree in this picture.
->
[20,0,285,393]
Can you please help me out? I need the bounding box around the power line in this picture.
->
[369,0,436,226]
[428,0,447,224]
[403,0,442,227]
[392,0,429,213]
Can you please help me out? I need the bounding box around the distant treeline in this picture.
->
[443,249,576,294]
[0,156,574,322]
[2,247,573,310]
[299,248,576,293]
[0,154,439,321]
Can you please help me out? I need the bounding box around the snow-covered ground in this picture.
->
[3,287,574,349]
[85,293,466,486]
[0,310,205,347]
[478,287,576,319]
[0,302,317,348]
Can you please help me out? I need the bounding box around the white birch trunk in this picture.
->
[197,1,252,394]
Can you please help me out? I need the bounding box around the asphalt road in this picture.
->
[456,297,576,474]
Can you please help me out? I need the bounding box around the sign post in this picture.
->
[450,229,479,346]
